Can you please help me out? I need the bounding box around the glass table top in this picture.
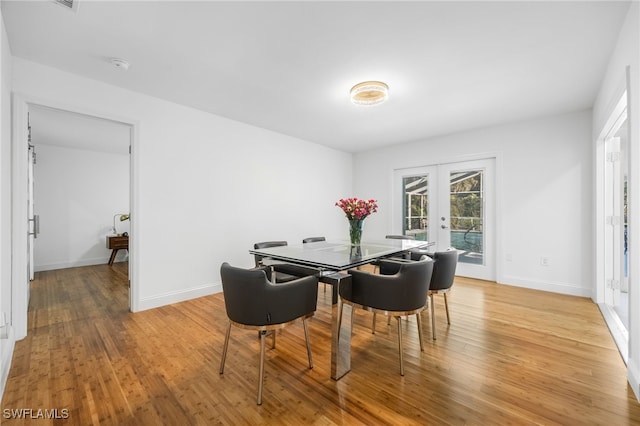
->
[250,239,432,271]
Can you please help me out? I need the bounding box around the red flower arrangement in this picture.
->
[335,197,378,220]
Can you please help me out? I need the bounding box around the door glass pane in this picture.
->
[450,170,483,265]
[402,175,428,240]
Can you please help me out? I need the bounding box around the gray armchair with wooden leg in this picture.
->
[414,249,458,340]
[254,241,320,283]
[370,234,416,272]
[302,237,326,243]
[253,241,300,283]
[371,234,417,328]
[339,256,433,376]
[219,262,318,405]
[302,236,328,292]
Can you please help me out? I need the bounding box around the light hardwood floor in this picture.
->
[2,263,640,425]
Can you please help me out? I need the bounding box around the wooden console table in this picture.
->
[107,235,129,265]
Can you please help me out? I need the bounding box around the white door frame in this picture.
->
[595,92,627,304]
[11,95,29,339]
[11,93,139,339]
[595,90,629,362]
[27,141,35,281]
[392,155,498,282]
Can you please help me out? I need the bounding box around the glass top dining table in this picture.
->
[249,239,432,272]
[249,238,433,380]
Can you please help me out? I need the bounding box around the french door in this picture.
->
[596,90,629,361]
[393,158,495,280]
[601,103,629,337]
[604,133,628,319]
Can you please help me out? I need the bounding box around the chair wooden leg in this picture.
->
[430,293,436,340]
[396,316,404,376]
[416,313,424,352]
[257,330,267,405]
[271,331,276,349]
[444,293,451,324]
[219,321,232,374]
[372,312,376,334]
[303,318,313,369]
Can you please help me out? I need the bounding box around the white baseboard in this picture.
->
[628,359,640,402]
[136,283,221,312]
[498,275,592,298]
[34,256,117,272]
[0,325,15,404]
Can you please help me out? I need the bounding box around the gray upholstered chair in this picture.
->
[408,241,437,262]
[422,249,458,340]
[302,237,328,294]
[385,234,417,261]
[219,262,318,405]
[253,241,309,283]
[370,234,416,274]
[385,234,415,240]
[302,236,326,243]
[339,256,433,375]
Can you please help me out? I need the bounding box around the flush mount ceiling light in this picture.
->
[350,81,389,106]
[110,58,130,70]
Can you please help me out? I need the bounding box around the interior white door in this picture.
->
[394,158,496,281]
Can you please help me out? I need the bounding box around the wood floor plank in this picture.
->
[2,263,639,425]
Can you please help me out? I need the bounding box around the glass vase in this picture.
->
[348,218,364,246]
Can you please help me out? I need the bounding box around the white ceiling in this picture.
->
[1,0,632,153]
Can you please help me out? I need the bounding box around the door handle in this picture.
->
[28,215,39,238]
[440,217,448,229]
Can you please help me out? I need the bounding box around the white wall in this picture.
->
[593,2,638,134]
[33,144,129,271]
[354,110,593,297]
[0,6,13,403]
[12,57,352,311]
[592,1,640,400]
